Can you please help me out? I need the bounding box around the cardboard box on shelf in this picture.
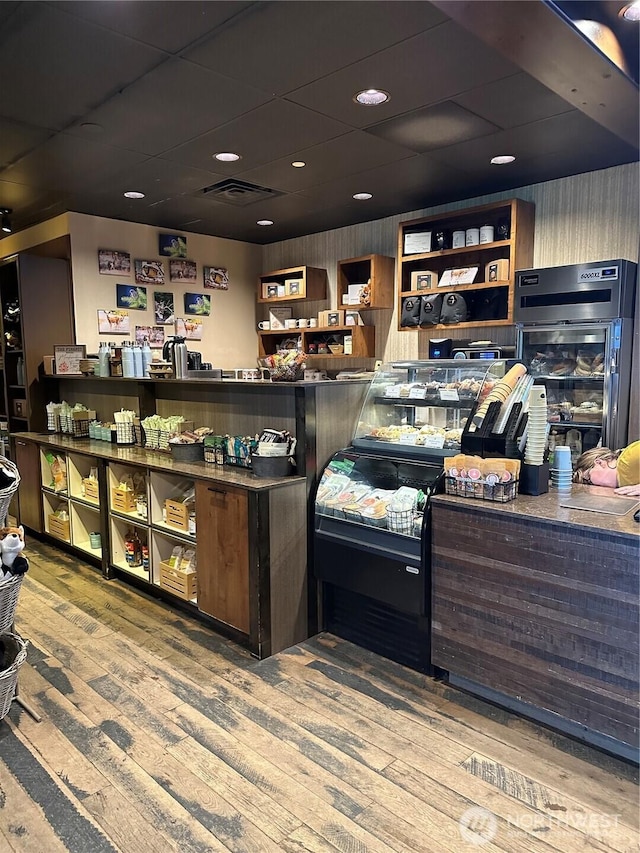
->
[485,258,510,282]
[319,309,345,327]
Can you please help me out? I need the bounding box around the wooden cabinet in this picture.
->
[396,198,534,331]
[13,437,42,532]
[258,324,375,359]
[338,254,394,309]
[258,265,327,303]
[196,481,249,633]
[0,254,74,431]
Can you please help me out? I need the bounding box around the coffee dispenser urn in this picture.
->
[162,335,188,379]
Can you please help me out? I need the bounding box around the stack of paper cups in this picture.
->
[551,445,573,490]
[524,385,548,466]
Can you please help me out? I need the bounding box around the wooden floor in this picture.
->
[0,540,637,853]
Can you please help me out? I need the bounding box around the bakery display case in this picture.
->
[352,359,507,461]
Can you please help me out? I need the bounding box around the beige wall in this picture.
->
[0,212,262,370]
[262,163,640,362]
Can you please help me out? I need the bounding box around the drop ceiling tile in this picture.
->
[0,134,147,193]
[236,131,416,192]
[55,1,251,53]
[429,110,639,175]
[0,4,165,131]
[162,100,352,172]
[0,119,54,168]
[365,101,499,153]
[89,157,226,201]
[65,59,272,156]
[454,72,574,129]
[184,1,447,95]
[285,20,519,129]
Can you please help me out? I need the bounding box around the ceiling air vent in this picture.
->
[197,179,283,207]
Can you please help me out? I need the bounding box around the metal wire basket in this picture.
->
[0,574,23,634]
[0,632,28,721]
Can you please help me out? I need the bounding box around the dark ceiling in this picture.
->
[0,0,637,245]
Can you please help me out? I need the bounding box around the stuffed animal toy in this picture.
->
[0,526,29,577]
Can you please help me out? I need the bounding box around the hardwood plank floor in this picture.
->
[0,539,637,853]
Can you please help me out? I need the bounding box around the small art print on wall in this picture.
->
[203,266,229,290]
[116,284,148,310]
[135,325,165,348]
[169,259,197,282]
[154,291,175,325]
[184,293,211,316]
[175,317,202,340]
[135,259,165,285]
[159,234,187,258]
[98,250,131,276]
[97,309,130,335]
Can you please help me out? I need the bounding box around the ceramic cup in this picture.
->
[297,318,308,328]
[257,321,270,330]
[285,318,298,329]
[309,318,318,327]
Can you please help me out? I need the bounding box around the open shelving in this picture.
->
[258,265,327,303]
[258,325,374,359]
[338,254,394,310]
[396,198,534,331]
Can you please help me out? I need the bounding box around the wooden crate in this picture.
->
[164,499,190,531]
[159,561,197,601]
[112,487,135,513]
[83,478,99,500]
[48,515,70,540]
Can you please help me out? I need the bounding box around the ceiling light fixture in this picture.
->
[620,1,640,21]
[353,88,390,106]
[257,219,274,226]
[124,191,145,199]
[0,208,12,234]
[291,161,306,168]
[490,155,516,165]
[215,152,241,162]
[353,192,373,200]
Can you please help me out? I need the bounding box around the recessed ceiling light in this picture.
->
[123,191,145,199]
[79,122,104,134]
[620,1,640,20]
[353,192,373,200]
[257,219,274,226]
[291,161,306,168]
[353,88,390,106]
[214,152,241,162]
[490,155,516,165]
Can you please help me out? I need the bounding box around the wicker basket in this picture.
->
[0,632,28,721]
[0,456,20,528]
[0,574,23,634]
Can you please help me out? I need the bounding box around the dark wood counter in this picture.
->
[430,486,639,760]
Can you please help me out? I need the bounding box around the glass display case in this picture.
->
[517,321,628,455]
[352,359,507,460]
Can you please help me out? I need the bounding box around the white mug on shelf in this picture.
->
[309,318,318,327]
[257,321,270,330]
[297,318,308,328]
[285,318,298,329]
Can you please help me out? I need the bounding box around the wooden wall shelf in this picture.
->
[338,254,394,310]
[258,265,327,303]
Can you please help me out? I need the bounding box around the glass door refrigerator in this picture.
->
[313,359,506,674]
[515,259,636,457]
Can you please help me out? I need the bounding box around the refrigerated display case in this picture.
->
[515,259,636,455]
[314,359,507,673]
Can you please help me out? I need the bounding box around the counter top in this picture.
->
[432,484,640,539]
[15,433,304,492]
[47,375,370,389]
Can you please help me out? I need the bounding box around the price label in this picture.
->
[439,388,459,402]
[421,434,445,448]
[398,432,418,445]
[409,386,427,399]
[385,384,402,397]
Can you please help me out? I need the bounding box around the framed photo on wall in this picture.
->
[135,260,165,285]
[203,266,229,290]
[159,234,187,258]
[97,309,130,335]
[153,292,175,325]
[169,259,197,282]
[116,284,148,310]
[184,293,211,316]
[98,250,131,276]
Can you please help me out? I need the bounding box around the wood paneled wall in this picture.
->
[262,164,640,365]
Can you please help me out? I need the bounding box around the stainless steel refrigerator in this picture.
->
[515,259,636,454]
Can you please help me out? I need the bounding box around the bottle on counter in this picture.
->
[132,341,143,378]
[122,342,134,378]
[98,342,110,378]
[141,338,152,377]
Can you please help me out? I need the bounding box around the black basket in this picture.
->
[444,474,517,503]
